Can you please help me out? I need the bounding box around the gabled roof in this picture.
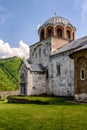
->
[23,58,30,69]
[21,58,45,72]
[51,35,87,56]
[29,64,45,72]
[73,44,87,52]
[69,44,87,59]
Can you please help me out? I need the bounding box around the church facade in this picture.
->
[19,14,87,101]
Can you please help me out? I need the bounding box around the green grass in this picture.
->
[9,95,73,104]
[0,97,87,130]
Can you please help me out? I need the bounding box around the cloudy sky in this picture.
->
[0,0,87,58]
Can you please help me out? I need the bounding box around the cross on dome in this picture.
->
[54,12,58,16]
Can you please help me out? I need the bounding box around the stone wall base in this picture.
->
[0,90,19,99]
[75,93,87,102]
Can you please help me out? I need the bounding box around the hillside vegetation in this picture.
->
[0,57,22,91]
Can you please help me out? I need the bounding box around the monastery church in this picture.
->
[19,14,87,101]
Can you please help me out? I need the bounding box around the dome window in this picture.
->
[66,30,71,39]
[48,29,53,37]
[73,32,74,40]
[40,30,45,41]
[57,29,62,37]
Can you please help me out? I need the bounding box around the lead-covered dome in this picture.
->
[38,15,76,42]
[42,16,72,27]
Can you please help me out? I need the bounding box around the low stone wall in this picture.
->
[75,93,87,102]
[0,90,19,99]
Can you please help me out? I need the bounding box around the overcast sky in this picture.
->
[0,0,87,58]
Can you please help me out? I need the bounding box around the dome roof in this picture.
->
[41,15,73,28]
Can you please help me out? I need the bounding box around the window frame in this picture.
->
[48,29,52,37]
[56,64,61,76]
[57,29,62,38]
[40,31,44,41]
[39,48,41,58]
[80,68,85,80]
[66,30,71,39]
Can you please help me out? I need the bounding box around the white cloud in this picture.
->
[74,0,81,9]
[0,6,8,25]
[74,0,87,21]
[0,39,29,59]
[81,0,87,20]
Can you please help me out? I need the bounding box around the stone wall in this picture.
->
[27,72,46,95]
[29,38,75,96]
[19,62,28,95]
[30,38,51,67]
[48,52,74,96]
[19,36,75,97]
[72,49,87,101]
[0,90,19,99]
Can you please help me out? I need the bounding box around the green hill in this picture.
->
[0,57,22,91]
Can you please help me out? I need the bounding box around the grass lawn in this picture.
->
[0,97,87,130]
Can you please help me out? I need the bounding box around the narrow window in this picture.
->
[66,30,70,39]
[73,32,74,40]
[40,31,44,41]
[43,49,46,56]
[35,52,37,58]
[39,48,41,58]
[48,29,52,37]
[57,29,62,37]
[46,70,49,79]
[56,64,60,76]
[80,69,85,80]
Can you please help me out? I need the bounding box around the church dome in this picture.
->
[42,15,72,27]
[38,14,76,42]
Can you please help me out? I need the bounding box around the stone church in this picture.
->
[19,14,87,101]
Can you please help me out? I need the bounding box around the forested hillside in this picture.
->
[0,57,22,91]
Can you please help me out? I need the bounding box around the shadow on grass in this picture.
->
[6,96,82,106]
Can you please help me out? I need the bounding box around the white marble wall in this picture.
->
[20,38,75,97]
[30,39,51,67]
[19,63,28,95]
[47,52,74,96]
[27,72,46,95]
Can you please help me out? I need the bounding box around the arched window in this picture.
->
[48,29,52,37]
[73,32,74,40]
[80,68,85,80]
[66,30,70,39]
[40,31,44,41]
[57,29,62,37]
